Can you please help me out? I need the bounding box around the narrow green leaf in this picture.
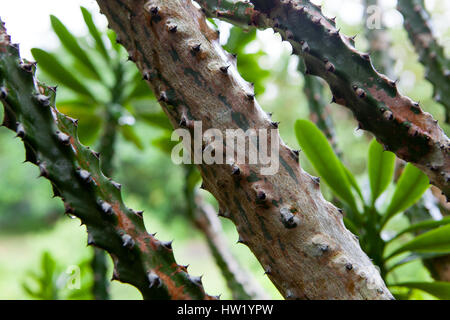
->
[50,15,101,80]
[342,164,364,202]
[390,217,450,242]
[368,139,396,204]
[31,48,94,100]
[382,163,429,227]
[387,224,450,260]
[80,7,109,61]
[390,282,450,300]
[295,119,356,209]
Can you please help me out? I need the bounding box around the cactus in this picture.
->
[183,166,268,299]
[199,0,450,200]
[298,59,341,157]
[97,0,393,299]
[397,0,450,124]
[363,0,396,78]
[0,20,215,300]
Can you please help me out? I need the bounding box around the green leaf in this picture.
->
[50,15,101,80]
[342,164,363,202]
[120,125,144,150]
[295,119,357,210]
[31,48,95,100]
[368,139,395,204]
[80,7,109,61]
[387,224,450,260]
[390,282,450,300]
[382,164,429,227]
[390,217,450,242]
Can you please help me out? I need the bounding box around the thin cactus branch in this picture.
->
[199,0,450,200]
[397,0,450,123]
[193,192,269,299]
[298,59,341,157]
[0,20,215,300]
[96,0,392,299]
[364,0,450,284]
[183,166,267,299]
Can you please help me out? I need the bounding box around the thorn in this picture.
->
[237,236,245,244]
[87,233,95,246]
[331,96,336,103]
[280,208,300,229]
[346,263,353,271]
[15,123,25,139]
[147,271,162,288]
[257,191,267,200]
[142,72,150,81]
[383,111,394,121]
[99,200,113,215]
[191,44,201,53]
[64,202,74,215]
[189,275,203,286]
[38,163,49,178]
[231,164,240,176]
[356,88,366,98]
[246,93,255,101]
[56,131,70,145]
[264,267,271,275]
[325,61,335,72]
[78,169,92,183]
[168,25,177,33]
[313,177,321,185]
[271,122,280,129]
[149,6,159,16]
[111,180,122,191]
[132,209,144,218]
[179,117,187,127]
[161,240,173,250]
[0,86,7,99]
[220,65,230,74]
[122,234,135,249]
[35,94,50,107]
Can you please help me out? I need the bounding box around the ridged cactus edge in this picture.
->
[0,19,215,300]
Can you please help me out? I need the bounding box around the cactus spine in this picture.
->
[397,0,450,124]
[97,0,393,299]
[0,20,214,300]
[199,0,450,200]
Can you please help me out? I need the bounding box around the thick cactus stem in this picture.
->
[397,0,450,124]
[0,20,214,300]
[199,0,450,199]
[96,0,393,299]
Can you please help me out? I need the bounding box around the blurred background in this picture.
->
[0,0,449,299]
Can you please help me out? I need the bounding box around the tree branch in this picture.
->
[96,0,393,299]
[0,20,214,300]
[199,0,450,200]
[397,0,450,124]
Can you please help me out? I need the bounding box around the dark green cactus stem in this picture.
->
[363,0,395,78]
[298,59,341,157]
[199,0,450,200]
[0,20,215,300]
[397,0,450,124]
[184,166,268,299]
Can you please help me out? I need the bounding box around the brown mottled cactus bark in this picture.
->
[96,0,393,299]
[199,0,450,200]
